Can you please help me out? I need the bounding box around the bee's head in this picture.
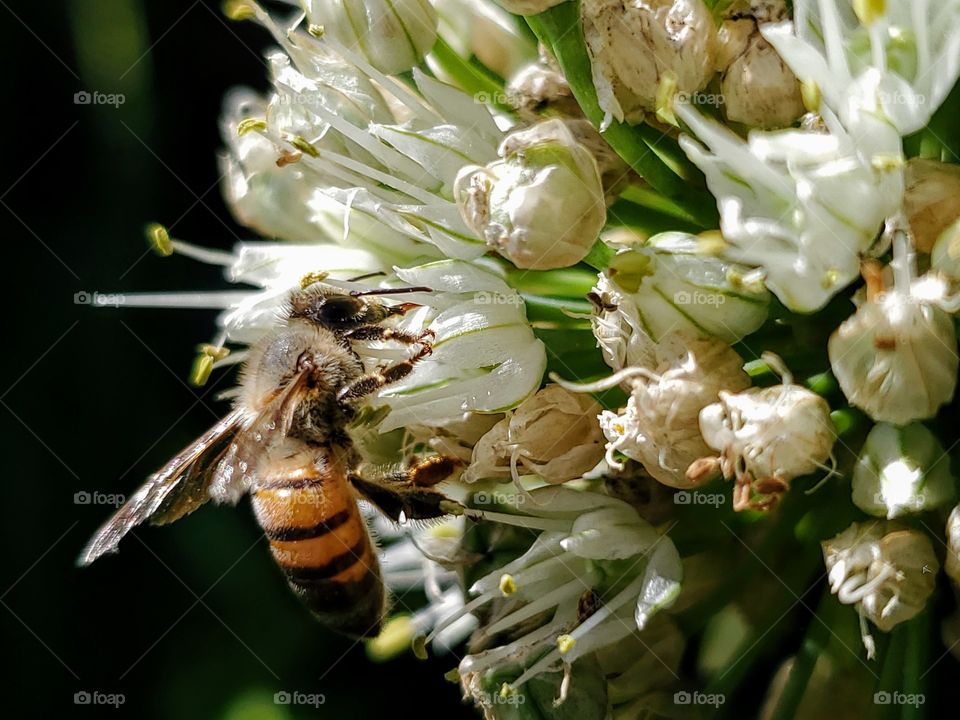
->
[288,286,423,331]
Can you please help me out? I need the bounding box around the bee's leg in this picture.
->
[348,456,463,522]
[343,325,435,346]
[336,343,432,402]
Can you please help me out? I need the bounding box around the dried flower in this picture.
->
[506,61,581,120]
[823,521,939,658]
[589,332,751,489]
[715,0,804,128]
[903,158,960,253]
[828,274,959,425]
[464,384,606,485]
[301,0,438,75]
[852,422,955,519]
[455,119,606,269]
[694,357,835,511]
[581,0,718,126]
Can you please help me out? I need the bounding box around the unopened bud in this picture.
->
[455,119,605,270]
[852,423,955,519]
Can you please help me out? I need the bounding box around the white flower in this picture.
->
[301,0,438,75]
[590,232,770,370]
[828,276,959,425]
[763,0,960,136]
[581,0,718,127]
[695,358,835,511]
[590,332,751,489]
[425,486,682,693]
[224,4,504,261]
[676,100,904,312]
[852,422,955,519]
[455,119,607,270]
[823,521,939,658]
[145,240,546,431]
[464,384,606,485]
[366,514,477,658]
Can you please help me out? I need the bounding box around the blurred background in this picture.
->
[0,1,472,717]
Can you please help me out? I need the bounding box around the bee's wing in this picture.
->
[78,408,246,566]
[208,368,314,502]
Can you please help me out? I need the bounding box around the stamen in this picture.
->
[549,366,660,394]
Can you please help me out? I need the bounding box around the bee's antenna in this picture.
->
[346,271,387,282]
[349,286,432,297]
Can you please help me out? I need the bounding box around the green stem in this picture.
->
[875,624,908,720]
[521,294,593,328]
[901,608,932,720]
[527,4,719,229]
[767,590,837,720]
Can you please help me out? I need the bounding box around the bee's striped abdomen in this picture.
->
[251,456,384,638]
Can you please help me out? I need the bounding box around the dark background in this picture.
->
[0,1,472,717]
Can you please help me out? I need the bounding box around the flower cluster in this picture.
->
[112,0,960,716]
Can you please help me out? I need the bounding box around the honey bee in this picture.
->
[79,284,464,638]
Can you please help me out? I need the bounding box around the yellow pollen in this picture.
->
[223,0,256,22]
[146,223,173,257]
[556,634,576,654]
[499,574,517,596]
[236,118,267,136]
[300,271,330,289]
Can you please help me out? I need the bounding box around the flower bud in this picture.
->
[455,119,606,270]
[697,373,835,511]
[715,1,803,128]
[828,279,959,425]
[947,505,960,590]
[464,384,605,484]
[581,0,717,125]
[823,521,939,658]
[590,232,770,370]
[302,0,438,75]
[599,332,751,489]
[903,158,960,254]
[852,423,955,519]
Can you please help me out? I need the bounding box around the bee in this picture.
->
[79,284,464,638]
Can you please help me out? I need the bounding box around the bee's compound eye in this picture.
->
[318,295,364,325]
